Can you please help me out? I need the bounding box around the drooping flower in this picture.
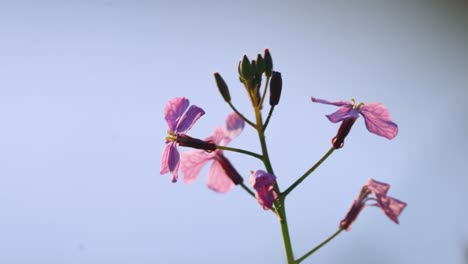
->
[160,97,205,183]
[180,112,245,193]
[311,97,398,148]
[339,178,407,231]
[250,170,278,210]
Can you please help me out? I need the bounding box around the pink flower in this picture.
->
[160,97,205,182]
[340,179,407,231]
[250,170,278,210]
[180,113,245,193]
[311,97,398,148]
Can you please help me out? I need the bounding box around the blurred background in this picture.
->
[0,0,467,263]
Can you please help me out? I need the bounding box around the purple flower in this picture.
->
[340,179,407,231]
[311,97,398,148]
[180,112,245,193]
[160,97,205,182]
[249,170,278,210]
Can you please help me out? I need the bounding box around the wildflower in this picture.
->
[340,178,407,231]
[311,97,398,148]
[180,113,245,193]
[160,97,205,182]
[250,170,278,210]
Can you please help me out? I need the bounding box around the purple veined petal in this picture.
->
[225,112,245,139]
[176,105,205,133]
[164,142,180,172]
[160,143,171,175]
[311,96,352,107]
[359,103,398,139]
[250,170,278,210]
[164,97,190,132]
[180,150,212,184]
[206,158,234,193]
[326,106,359,123]
[366,178,390,197]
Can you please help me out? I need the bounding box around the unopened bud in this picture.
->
[214,72,231,102]
[332,118,358,149]
[176,134,217,152]
[256,54,265,75]
[240,55,254,81]
[264,49,273,77]
[269,71,282,106]
[216,154,243,185]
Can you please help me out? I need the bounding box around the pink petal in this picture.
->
[374,196,407,224]
[250,170,278,210]
[176,105,205,133]
[359,103,398,139]
[326,107,359,123]
[160,143,171,175]
[311,97,352,107]
[206,127,228,146]
[366,178,390,196]
[225,112,245,139]
[207,159,234,193]
[164,97,189,132]
[180,150,212,184]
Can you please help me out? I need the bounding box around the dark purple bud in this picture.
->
[332,117,358,149]
[214,72,231,102]
[264,49,273,77]
[269,71,282,106]
[215,154,243,185]
[176,134,216,152]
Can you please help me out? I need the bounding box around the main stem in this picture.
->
[254,106,294,263]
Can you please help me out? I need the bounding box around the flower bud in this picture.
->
[176,134,217,152]
[269,71,282,106]
[215,154,243,185]
[332,117,357,149]
[214,72,231,102]
[264,49,273,77]
[256,54,265,75]
[239,55,254,81]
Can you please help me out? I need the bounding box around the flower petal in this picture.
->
[366,178,390,197]
[311,96,352,107]
[176,105,205,133]
[207,159,234,193]
[250,170,278,210]
[164,97,189,132]
[376,196,407,224]
[225,112,245,139]
[180,150,212,184]
[206,127,228,146]
[160,143,171,175]
[359,103,398,139]
[326,107,359,123]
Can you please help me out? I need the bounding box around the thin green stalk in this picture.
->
[239,182,256,198]
[295,229,344,263]
[283,147,335,197]
[227,101,256,128]
[252,105,294,263]
[216,146,263,160]
[259,76,271,108]
[263,106,275,131]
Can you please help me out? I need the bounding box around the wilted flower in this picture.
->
[340,178,407,231]
[160,97,205,182]
[180,113,245,193]
[250,170,278,210]
[311,97,398,148]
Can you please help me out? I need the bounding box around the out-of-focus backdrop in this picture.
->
[1,1,467,263]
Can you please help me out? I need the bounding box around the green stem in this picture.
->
[263,106,275,131]
[216,146,263,160]
[283,147,335,197]
[295,229,344,263]
[239,182,256,198]
[227,101,256,128]
[253,106,294,263]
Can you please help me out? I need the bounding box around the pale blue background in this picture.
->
[0,1,467,263]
